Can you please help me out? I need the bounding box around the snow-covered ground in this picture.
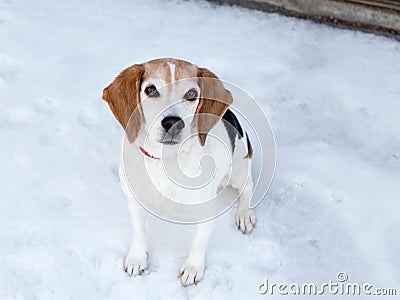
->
[1,0,400,299]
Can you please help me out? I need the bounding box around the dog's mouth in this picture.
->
[161,140,180,145]
[160,134,181,145]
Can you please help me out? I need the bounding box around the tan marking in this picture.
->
[174,60,198,80]
[196,67,233,146]
[142,58,199,86]
[102,64,144,143]
[142,59,171,85]
[141,59,197,95]
[244,135,253,159]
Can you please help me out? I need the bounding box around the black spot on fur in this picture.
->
[222,108,243,152]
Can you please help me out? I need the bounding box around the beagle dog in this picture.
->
[102,58,256,286]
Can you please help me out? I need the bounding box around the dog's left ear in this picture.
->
[196,67,233,146]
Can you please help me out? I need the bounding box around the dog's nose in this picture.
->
[161,116,185,134]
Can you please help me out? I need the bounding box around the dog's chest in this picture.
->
[145,149,222,203]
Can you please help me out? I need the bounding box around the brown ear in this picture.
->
[196,67,233,146]
[102,64,144,143]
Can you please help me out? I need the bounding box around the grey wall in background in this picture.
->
[207,0,400,40]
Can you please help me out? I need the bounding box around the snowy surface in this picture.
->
[1,0,400,299]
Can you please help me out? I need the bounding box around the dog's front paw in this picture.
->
[124,249,148,276]
[178,260,205,286]
[236,208,256,234]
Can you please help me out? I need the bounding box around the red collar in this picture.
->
[139,146,160,160]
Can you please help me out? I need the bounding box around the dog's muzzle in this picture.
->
[160,116,185,145]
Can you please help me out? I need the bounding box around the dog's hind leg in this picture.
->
[235,179,256,234]
[229,135,256,234]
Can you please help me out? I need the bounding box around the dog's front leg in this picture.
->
[124,198,148,276]
[179,220,215,286]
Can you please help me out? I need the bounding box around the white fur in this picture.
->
[168,62,176,82]
[120,63,256,285]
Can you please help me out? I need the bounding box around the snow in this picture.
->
[1,0,400,299]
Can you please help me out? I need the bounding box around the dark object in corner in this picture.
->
[207,0,400,40]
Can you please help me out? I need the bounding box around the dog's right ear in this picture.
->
[102,64,145,143]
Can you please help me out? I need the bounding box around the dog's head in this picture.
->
[102,58,233,149]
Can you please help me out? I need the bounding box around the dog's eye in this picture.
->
[144,85,160,97]
[184,89,198,101]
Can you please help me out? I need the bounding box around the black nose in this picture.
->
[161,116,185,134]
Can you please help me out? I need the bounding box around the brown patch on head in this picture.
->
[244,135,253,159]
[102,64,144,143]
[144,58,198,83]
[174,60,198,80]
[196,67,233,146]
[142,59,172,84]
